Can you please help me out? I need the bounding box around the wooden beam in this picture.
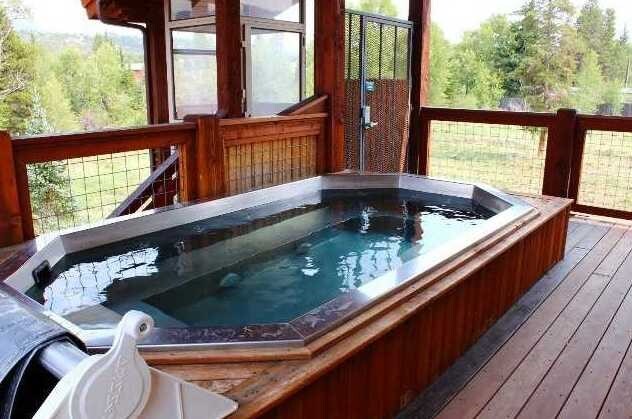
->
[420,106,555,127]
[407,0,431,173]
[314,0,346,173]
[409,0,431,108]
[145,8,170,124]
[0,132,24,246]
[215,0,245,118]
[279,95,329,116]
[12,124,196,164]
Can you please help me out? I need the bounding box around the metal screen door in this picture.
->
[344,11,413,172]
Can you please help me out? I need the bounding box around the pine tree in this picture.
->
[570,50,604,113]
[0,3,34,134]
[514,0,579,111]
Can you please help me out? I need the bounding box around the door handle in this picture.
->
[362,106,378,130]
[364,121,378,129]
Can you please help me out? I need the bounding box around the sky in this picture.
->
[7,0,632,44]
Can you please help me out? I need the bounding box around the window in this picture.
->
[166,0,310,120]
[171,26,218,119]
[241,0,301,22]
[249,29,301,116]
[171,0,215,20]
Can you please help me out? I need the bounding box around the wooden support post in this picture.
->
[568,116,588,204]
[144,6,172,209]
[543,108,577,197]
[145,8,170,125]
[0,132,24,246]
[417,110,432,175]
[215,0,244,118]
[183,115,226,201]
[407,0,431,174]
[315,0,345,173]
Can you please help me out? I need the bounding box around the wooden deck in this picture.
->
[403,215,632,419]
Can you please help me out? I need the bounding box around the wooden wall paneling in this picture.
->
[248,204,570,419]
[0,132,24,246]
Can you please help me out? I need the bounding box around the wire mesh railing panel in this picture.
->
[28,149,180,235]
[577,130,632,211]
[344,12,361,170]
[428,121,548,195]
[225,136,318,196]
[364,79,411,173]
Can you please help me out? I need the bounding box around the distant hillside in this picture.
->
[18,31,145,62]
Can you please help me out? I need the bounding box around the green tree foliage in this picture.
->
[0,3,71,229]
[347,0,398,17]
[570,50,604,113]
[0,4,34,134]
[53,35,147,130]
[514,0,579,111]
[1,0,147,232]
[428,24,451,105]
[425,0,631,113]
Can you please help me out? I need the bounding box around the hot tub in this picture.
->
[1,174,535,350]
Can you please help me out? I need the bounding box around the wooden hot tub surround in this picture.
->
[146,194,571,418]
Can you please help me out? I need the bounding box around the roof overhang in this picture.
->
[80,0,164,23]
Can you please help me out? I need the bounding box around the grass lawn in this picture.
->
[428,123,632,211]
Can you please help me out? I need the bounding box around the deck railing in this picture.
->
[2,98,629,246]
[409,107,632,219]
[0,96,330,246]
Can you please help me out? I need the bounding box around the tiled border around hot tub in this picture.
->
[0,174,537,351]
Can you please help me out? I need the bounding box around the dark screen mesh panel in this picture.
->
[344,12,411,173]
[344,13,361,170]
[362,20,411,173]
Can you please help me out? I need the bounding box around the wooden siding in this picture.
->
[220,115,327,195]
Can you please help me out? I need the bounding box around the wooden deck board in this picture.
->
[436,223,625,418]
[432,216,632,419]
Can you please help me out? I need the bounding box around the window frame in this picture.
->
[170,24,218,120]
[164,0,308,120]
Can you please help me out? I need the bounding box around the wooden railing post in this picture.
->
[542,108,577,197]
[0,131,24,246]
[567,118,589,206]
[183,114,226,201]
